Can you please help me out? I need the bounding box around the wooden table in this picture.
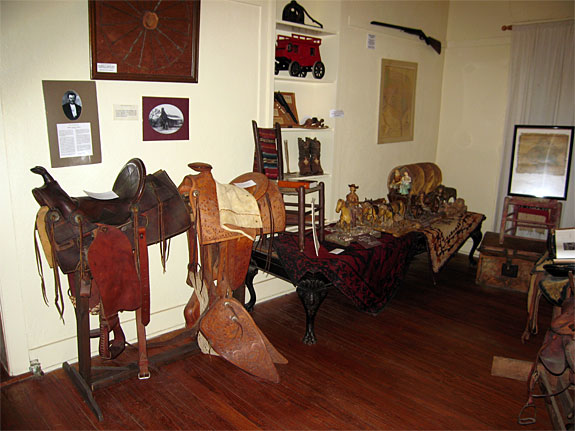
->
[246,214,484,344]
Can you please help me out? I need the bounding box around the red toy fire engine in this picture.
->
[275,33,325,79]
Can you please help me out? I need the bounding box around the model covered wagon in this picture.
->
[275,33,325,79]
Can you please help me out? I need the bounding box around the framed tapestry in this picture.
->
[89,0,201,83]
[508,125,574,200]
[377,59,417,144]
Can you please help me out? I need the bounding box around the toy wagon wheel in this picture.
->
[313,61,325,79]
[299,70,307,78]
[288,61,301,77]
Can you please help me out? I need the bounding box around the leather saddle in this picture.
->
[178,162,287,382]
[32,159,190,372]
[519,286,574,425]
[178,162,285,244]
[539,295,574,376]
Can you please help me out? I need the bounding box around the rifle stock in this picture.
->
[370,21,441,54]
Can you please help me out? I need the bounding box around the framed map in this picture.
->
[508,125,574,200]
[377,59,417,144]
[89,0,201,83]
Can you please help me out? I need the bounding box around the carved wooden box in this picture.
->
[476,232,547,293]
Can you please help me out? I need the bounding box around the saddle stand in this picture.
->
[32,159,191,420]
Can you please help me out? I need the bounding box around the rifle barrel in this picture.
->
[370,20,441,54]
[371,21,414,32]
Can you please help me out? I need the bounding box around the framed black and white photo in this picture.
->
[508,125,574,200]
[142,97,189,141]
[42,80,102,168]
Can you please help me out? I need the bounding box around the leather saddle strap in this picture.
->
[151,181,169,272]
[76,218,91,299]
[134,207,150,378]
[190,190,200,271]
[138,226,150,326]
[48,220,65,320]
[33,222,49,306]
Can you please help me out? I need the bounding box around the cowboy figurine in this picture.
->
[346,184,361,227]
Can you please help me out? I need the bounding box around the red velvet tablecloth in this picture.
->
[273,231,416,314]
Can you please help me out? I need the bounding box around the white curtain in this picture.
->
[495,20,575,230]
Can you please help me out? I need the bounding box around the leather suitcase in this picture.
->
[475,232,546,293]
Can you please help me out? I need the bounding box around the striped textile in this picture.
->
[253,129,280,179]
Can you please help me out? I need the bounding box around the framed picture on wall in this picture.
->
[143,97,189,141]
[42,80,102,168]
[377,58,417,144]
[89,0,201,83]
[507,125,574,200]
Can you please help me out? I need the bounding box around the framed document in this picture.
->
[378,59,417,144]
[42,80,102,168]
[89,0,201,83]
[508,125,574,200]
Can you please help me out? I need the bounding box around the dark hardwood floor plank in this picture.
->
[1,253,554,430]
[1,382,50,430]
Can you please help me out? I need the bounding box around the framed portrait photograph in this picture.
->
[89,0,200,83]
[42,80,102,168]
[377,58,417,144]
[143,97,189,141]
[508,125,574,200]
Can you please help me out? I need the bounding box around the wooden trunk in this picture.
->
[476,232,546,293]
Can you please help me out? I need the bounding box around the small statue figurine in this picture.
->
[346,184,362,227]
[346,183,359,205]
[399,171,412,195]
[390,169,402,191]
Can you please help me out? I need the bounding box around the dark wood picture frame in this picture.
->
[507,125,574,200]
[89,0,200,83]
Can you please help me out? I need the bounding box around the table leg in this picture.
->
[468,226,483,266]
[296,279,330,345]
[243,260,258,312]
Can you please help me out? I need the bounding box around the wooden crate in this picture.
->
[476,232,546,293]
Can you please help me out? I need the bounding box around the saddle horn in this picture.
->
[31,166,55,185]
[30,165,78,220]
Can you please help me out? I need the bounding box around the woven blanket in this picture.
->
[418,211,485,273]
[273,231,416,314]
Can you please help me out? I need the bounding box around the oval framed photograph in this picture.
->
[62,90,83,121]
[148,104,184,134]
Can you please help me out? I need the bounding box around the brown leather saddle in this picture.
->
[178,162,287,382]
[519,277,574,425]
[32,159,190,377]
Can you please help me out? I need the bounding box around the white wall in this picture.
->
[0,0,275,375]
[334,1,449,202]
[437,1,574,232]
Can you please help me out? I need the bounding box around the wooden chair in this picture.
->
[499,196,562,243]
[252,120,324,251]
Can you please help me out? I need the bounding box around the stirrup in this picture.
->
[517,402,536,425]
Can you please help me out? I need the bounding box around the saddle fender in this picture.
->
[200,297,287,383]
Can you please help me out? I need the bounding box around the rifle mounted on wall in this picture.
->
[370,21,441,54]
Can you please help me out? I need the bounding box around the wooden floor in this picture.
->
[1,253,555,430]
